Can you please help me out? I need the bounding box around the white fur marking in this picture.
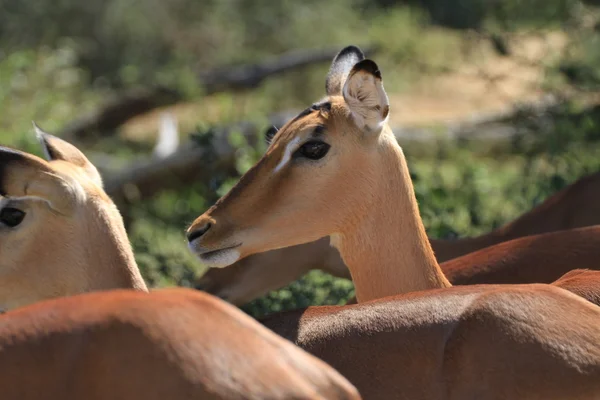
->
[273,137,301,174]
[1,195,51,208]
[200,248,241,268]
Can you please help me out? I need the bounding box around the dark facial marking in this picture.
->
[312,126,326,138]
[290,102,332,124]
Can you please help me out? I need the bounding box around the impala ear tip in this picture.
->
[335,45,365,62]
[32,121,46,140]
[32,122,57,160]
[351,59,381,79]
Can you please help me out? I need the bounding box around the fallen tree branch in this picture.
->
[61,46,377,141]
[60,86,182,141]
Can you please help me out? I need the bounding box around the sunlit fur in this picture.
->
[0,129,147,311]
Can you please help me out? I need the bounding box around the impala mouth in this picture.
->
[192,244,242,268]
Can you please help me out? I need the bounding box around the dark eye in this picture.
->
[295,141,330,160]
[0,207,25,228]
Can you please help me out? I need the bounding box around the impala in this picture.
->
[0,132,360,400]
[188,45,600,399]
[0,126,147,310]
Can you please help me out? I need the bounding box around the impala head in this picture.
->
[188,45,396,268]
[0,125,146,311]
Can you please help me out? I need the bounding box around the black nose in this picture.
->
[187,222,211,243]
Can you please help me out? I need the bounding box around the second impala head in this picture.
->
[187,45,392,268]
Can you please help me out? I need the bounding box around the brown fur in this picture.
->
[0,129,147,311]
[198,172,600,306]
[0,288,360,400]
[260,284,600,400]
[188,46,600,398]
[552,269,600,306]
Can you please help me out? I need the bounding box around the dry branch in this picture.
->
[60,86,182,141]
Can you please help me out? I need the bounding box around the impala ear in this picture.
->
[342,59,390,134]
[0,146,81,215]
[33,122,103,188]
[326,46,365,96]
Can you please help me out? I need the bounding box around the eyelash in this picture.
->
[265,126,278,145]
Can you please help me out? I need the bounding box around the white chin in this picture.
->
[198,248,241,268]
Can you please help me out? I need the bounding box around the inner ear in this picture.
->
[326,46,365,96]
[33,122,103,188]
[342,59,390,133]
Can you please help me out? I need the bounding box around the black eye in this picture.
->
[0,207,25,228]
[296,141,330,160]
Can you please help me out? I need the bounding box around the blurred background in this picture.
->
[2,0,600,317]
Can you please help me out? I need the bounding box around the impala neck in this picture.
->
[84,202,148,292]
[332,131,450,303]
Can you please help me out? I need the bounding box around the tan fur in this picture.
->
[0,131,147,311]
[0,288,360,400]
[188,46,600,398]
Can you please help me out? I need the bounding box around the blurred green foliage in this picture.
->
[1,0,600,320]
